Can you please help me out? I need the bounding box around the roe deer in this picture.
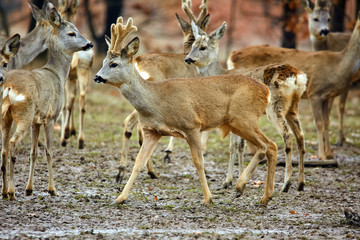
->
[1,3,93,200]
[186,21,307,192]
[303,0,358,146]
[116,0,210,183]
[0,34,20,86]
[227,12,360,161]
[58,0,95,149]
[94,17,277,206]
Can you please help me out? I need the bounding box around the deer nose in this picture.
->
[0,76,3,83]
[185,58,195,64]
[320,29,329,36]
[82,42,94,51]
[94,75,106,83]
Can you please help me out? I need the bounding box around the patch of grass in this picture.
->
[138,225,151,230]
[80,214,91,220]
[165,204,175,210]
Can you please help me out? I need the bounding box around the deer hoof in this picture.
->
[222,181,232,189]
[61,141,67,147]
[8,192,16,200]
[78,139,84,149]
[48,190,57,196]
[2,193,8,199]
[70,129,76,136]
[64,129,70,139]
[297,182,305,191]
[148,171,159,179]
[25,189,33,196]
[163,151,171,163]
[281,181,292,193]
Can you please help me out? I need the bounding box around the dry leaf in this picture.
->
[53,123,61,130]
[252,180,265,186]
[289,210,298,214]
[304,213,310,216]
[309,155,318,159]
[154,196,158,201]
[148,186,153,191]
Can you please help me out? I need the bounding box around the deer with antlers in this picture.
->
[185,21,307,192]
[1,3,93,200]
[227,12,360,161]
[116,0,210,183]
[303,0,359,147]
[57,0,95,149]
[94,17,277,206]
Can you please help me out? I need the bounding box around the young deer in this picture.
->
[5,3,50,70]
[303,0,358,147]
[58,0,95,149]
[227,12,360,161]
[117,0,210,183]
[94,17,277,206]
[1,4,93,200]
[186,22,307,192]
[0,35,20,86]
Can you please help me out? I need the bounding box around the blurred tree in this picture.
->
[356,0,360,19]
[281,0,300,48]
[85,0,124,53]
[28,0,44,32]
[331,0,346,32]
[0,1,9,36]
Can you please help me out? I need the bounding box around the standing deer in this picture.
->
[0,35,20,86]
[185,21,307,192]
[227,12,360,161]
[94,17,277,206]
[58,0,95,149]
[116,0,210,183]
[303,0,358,147]
[1,3,93,200]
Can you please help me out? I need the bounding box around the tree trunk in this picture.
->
[330,0,346,32]
[84,0,124,54]
[0,1,9,36]
[356,0,360,19]
[281,0,297,49]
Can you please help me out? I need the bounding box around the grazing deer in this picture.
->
[117,0,210,183]
[1,4,93,200]
[303,0,358,147]
[186,22,307,192]
[94,17,277,206]
[0,3,50,71]
[58,0,95,149]
[227,12,360,161]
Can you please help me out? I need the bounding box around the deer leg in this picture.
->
[115,129,161,204]
[336,88,349,146]
[60,79,76,147]
[164,137,175,163]
[1,114,12,199]
[200,131,209,155]
[286,107,306,191]
[322,99,334,159]
[222,133,245,189]
[309,97,326,160]
[186,130,212,205]
[44,120,57,196]
[8,123,31,200]
[116,110,139,183]
[266,101,293,193]
[25,123,41,196]
[233,125,277,206]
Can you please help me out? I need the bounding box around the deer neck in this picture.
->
[9,24,47,70]
[339,31,360,76]
[197,58,226,77]
[310,34,329,51]
[43,39,73,86]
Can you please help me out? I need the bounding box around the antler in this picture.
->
[109,17,138,53]
[182,0,208,26]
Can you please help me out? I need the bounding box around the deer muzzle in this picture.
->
[320,29,330,36]
[94,75,106,83]
[185,57,196,65]
[82,42,94,51]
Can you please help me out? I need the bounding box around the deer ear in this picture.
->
[105,35,111,49]
[175,13,191,33]
[302,0,314,13]
[199,14,210,31]
[2,34,20,58]
[69,0,79,15]
[49,7,62,27]
[191,21,200,38]
[124,37,140,58]
[28,1,42,21]
[209,22,226,42]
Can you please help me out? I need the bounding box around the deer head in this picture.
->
[303,0,331,38]
[175,0,210,53]
[46,4,92,55]
[58,0,79,22]
[185,21,226,68]
[0,34,20,84]
[95,17,138,87]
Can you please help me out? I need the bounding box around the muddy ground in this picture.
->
[0,85,359,239]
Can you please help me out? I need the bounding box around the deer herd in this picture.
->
[0,0,358,206]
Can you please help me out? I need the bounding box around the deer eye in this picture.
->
[3,63,7,68]
[110,62,118,68]
[199,46,206,51]
[327,18,331,22]
[313,18,319,22]
[68,32,76,37]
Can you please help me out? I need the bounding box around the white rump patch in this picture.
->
[3,87,26,102]
[134,62,150,80]
[227,58,234,70]
[296,73,308,94]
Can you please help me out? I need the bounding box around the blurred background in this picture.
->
[0,0,358,61]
